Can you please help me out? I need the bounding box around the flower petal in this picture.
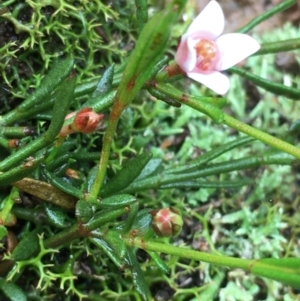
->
[187,0,224,39]
[187,70,230,95]
[175,34,197,72]
[215,33,260,70]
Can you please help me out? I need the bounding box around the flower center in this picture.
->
[194,39,217,71]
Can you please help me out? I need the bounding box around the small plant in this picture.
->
[0,0,299,300]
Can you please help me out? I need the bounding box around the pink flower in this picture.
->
[175,0,260,95]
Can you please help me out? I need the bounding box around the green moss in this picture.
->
[0,0,135,100]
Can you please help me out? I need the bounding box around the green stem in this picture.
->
[154,83,225,123]
[87,101,125,203]
[0,126,35,138]
[12,206,54,225]
[125,237,251,270]
[223,114,300,159]
[238,0,296,33]
[87,2,188,203]
[44,224,80,249]
[44,136,65,164]
[44,207,127,248]
[154,83,300,159]
[155,82,226,109]
[1,11,34,34]
[125,237,300,288]
[0,157,43,185]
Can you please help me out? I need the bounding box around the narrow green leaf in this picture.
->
[135,158,163,180]
[74,78,99,98]
[88,90,116,114]
[0,57,74,125]
[85,208,126,231]
[135,0,148,33]
[148,251,169,274]
[128,208,153,237]
[43,169,82,199]
[198,272,225,300]
[90,237,125,269]
[160,179,252,189]
[116,2,185,106]
[44,74,76,141]
[256,38,300,55]
[11,229,39,261]
[44,204,69,228]
[86,165,98,193]
[126,237,300,289]
[3,88,54,124]
[76,199,95,223]
[0,279,27,301]
[92,65,114,97]
[238,0,296,34]
[74,66,115,119]
[99,194,136,208]
[0,75,76,172]
[100,152,153,197]
[166,136,254,174]
[118,202,139,234]
[45,153,70,172]
[104,230,127,260]
[121,151,296,194]
[125,247,151,301]
[230,66,300,100]
[148,56,169,79]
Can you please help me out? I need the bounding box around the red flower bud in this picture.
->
[150,207,183,237]
[59,108,104,137]
[73,108,104,134]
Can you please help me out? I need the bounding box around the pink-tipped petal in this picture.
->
[187,71,230,95]
[187,0,224,39]
[215,33,260,70]
[175,35,197,72]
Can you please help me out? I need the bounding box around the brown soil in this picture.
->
[197,0,300,32]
